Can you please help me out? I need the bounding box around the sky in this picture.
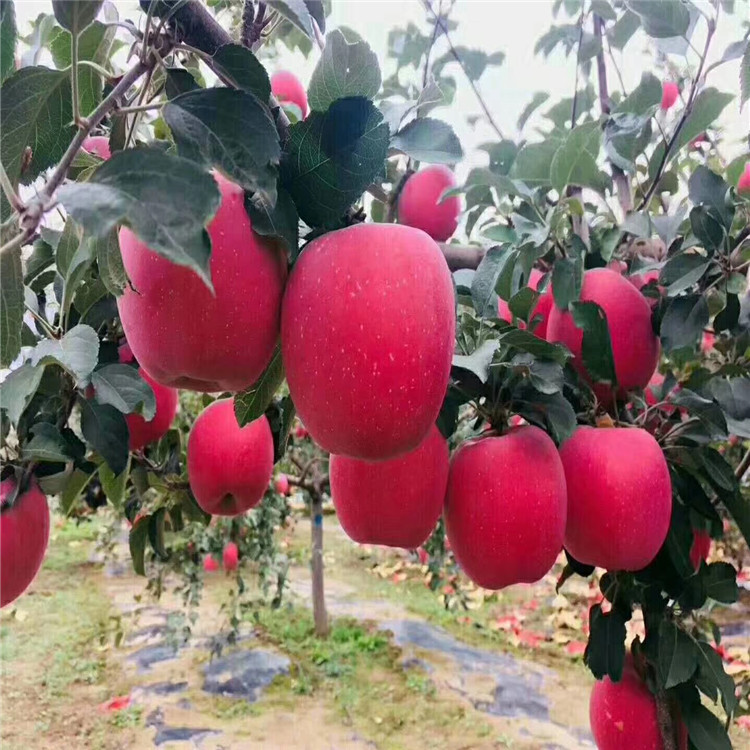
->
[11,0,748,180]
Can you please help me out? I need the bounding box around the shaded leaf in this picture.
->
[234,345,284,427]
[211,43,270,101]
[245,188,298,258]
[52,0,102,33]
[660,295,708,352]
[0,245,23,367]
[0,363,44,425]
[129,515,150,576]
[658,620,698,689]
[79,397,129,475]
[92,364,156,419]
[571,301,617,384]
[584,604,627,680]
[391,117,462,164]
[452,340,499,384]
[623,0,690,38]
[267,0,314,38]
[30,324,99,384]
[0,0,16,84]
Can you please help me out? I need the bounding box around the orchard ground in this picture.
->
[3,510,750,750]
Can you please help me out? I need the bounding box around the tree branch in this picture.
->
[439,242,486,270]
[421,0,505,141]
[241,0,255,47]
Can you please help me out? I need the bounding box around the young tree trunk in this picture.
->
[310,489,329,637]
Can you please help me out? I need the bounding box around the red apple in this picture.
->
[497,268,553,339]
[397,165,460,242]
[701,331,715,353]
[222,542,239,571]
[274,473,290,496]
[660,81,679,110]
[203,554,219,572]
[187,399,273,516]
[444,426,567,589]
[117,172,287,392]
[690,529,711,571]
[1,477,50,607]
[82,135,111,160]
[561,427,671,571]
[547,268,660,393]
[590,657,687,750]
[281,223,455,460]
[737,162,750,195]
[126,368,178,451]
[271,70,308,118]
[118,342,134,364]
[330,424,449,548]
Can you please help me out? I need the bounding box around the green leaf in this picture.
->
[50,21,115,116]
[707,378,750,438]
[281,97,389,228]
[715,479,750,551]
[571,301,617,385]
[164,88,280,204]
[591,0,616,21]
[129,515,150,576]
[608,9,639,49]
[99,457,129,508]
[390,117,463,165]
[660,294,709,352]
[741,38,749,110]
[510,140,560,186]
[660,252,710,295]
[0,0,17,84]
[148,508,168,560]
[0,66,74,221]
[690,206,724,253]
[623,0,690,38]
[702,562,738,604]
[658,621,698,689]
[670,389,727,441]
[267,0,315,38]
[471,246,517,317]
[682,703,732,750]
[0,245,23,367]
[688,166,733,229]
[615,72,662,116]
[165,67,200,99]
[517,91,550,132]
[271,393,296,462]
[211,43,270,102]
[512,387,577,444]
[61,233,97,323]
[92,364,155,419]
[22,422,76,463]
[714,294,739,333]
[93,228,128,296]
[694,641,738,714]
[308,28,380,112]
[550,122,609,194]
[508,287,541,324]
[584,603,627,681]
[552,256,583,311]
[0,362,44,425]
[498,326,571,366]
[30,324,99,384]
[234,344,284,427]
[432,46,504,81]
[245,188,298,259]
[55,216,81,277]
[60,468,93,515]
[452,340,499,384]
[52,0,102,33]
[603,112,652,173]
[79,396,129,476]
[57,147,221,289]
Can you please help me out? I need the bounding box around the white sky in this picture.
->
[12,0,749,179]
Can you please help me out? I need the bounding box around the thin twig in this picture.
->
[116,101,163,115]
[568,9,589,245]
[421,0,504,140]
[77,59,115,79]
[605,36,626,95]
[737,447,750,480]
[637,13,717,211]
[0,162,23,212]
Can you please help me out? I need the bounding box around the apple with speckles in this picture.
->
[397,166,461,242]
[281,223,455,461]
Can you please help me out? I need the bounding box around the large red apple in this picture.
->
[560,427,671,571]
[444,426,567,589]
[547,268,660,393]
[117,172,287,392]
[1,477,50,607]
[82,135,111,159]
[187,399,273,516]
[497,268,553,339]
[281,223,455,460]
[330,424,449,548]
[271,70,308,118]
[397,165,460,242]
[590,657,687,750]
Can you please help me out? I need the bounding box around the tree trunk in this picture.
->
[310,489,329,637]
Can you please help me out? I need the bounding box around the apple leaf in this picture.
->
[52,0,102,34]
[570,301,617,385]
[79,396,129,476]
[234,345,284,427]
[92,364,156,419]
[30,324,100,384]
[211,43,270,101]
[585,603,627,681]
[0,245,23,367]
[0,0,16,84]
[0,363,45,426]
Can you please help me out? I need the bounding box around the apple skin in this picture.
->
[117,172,287,392]
[82,135,111,159]
[590,658,687,750]
[271,70,308,117]
[547,268,660,393]
[497,268,553,339]
[223,542,239,571]
[274,474,290,496]
[397,165,460,242]
[203,554,219,573]
[187,399,274,516]
[1,477,50,608]
[281,223,455,460]
[560,427,672,571]
[444,426,567,590]
[738,162,750,195]
[330,424,449,549]
[126,368,179,451]
[690,529,712,571]
[660,81,679,110]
